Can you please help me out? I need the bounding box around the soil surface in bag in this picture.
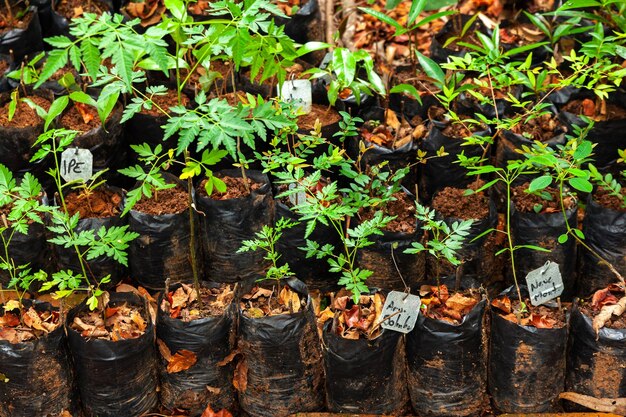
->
[489,287,568,413]
[0,6,44,61]
[420,108,488,202]
[237,278,324,417]
[157,282,237,415]
[358,191,425,290]
[348,107,425,191]
[566,287,626,410]
[56,186,127,288]
[67,291,158,417]
[0,91,51,173]
[129,183,197,290]
[59,101,125,172]
[0,300,76,417]
[578,190,626,296]
[407,282,486,417]
[430,184,500,280]
[511,184,577,300]
[320,291,408,415]
[198,169,274,284]
[558,91,626,172]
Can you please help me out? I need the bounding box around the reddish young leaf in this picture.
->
[342,304,361,329]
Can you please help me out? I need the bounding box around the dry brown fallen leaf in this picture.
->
[279,286,301,313]
[168,349,197,373]
[593,295,626,335]
[201,404,234,417]
[233,360,248,392]
[157,338,197,373]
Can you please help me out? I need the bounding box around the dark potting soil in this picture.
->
[241,285,306,318]
[133,185,189,215]
[510,112,565,142]
[512,183,575,213]
[593,187,626,212]
[60,103,101,133]
[56,0,109,19]
[297,104,341,130]
[0,60,8,74]
[188,0,211,15]
[221,90,249,106]
[141,89,188,117]
[360,192,416,234]
[526,0,557,13]
[161,284,235,320]
[0,8,33,33]
[65,188,122,218]
[204,176,261,200]
[0,95,50,128]
[432,184,489,219]
[563,98,626,121]
[429,106,476,138]
[499,22,545,46]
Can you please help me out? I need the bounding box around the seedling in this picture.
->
[30,128,138,311]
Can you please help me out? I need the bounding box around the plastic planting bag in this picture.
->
[0,301,77,417]
[578,197,626,296]
[407,299,487,416]
[198,169,275,284]
[489,288,568,413]
[67,292,158,417]
[323,322,408,414]
[236,278,324,417]
[157,283,237,415]
[566,303,626,409]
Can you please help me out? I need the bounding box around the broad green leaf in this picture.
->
[408,0,427,25]
[45,96,69,131]
[528,175,552,192]
[416,51,445,86]
[359,7,403,32]
[569,177,593,193]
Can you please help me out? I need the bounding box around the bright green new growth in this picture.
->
[0,164,50,308]
[30,129,139,310]
[238,217,298,283]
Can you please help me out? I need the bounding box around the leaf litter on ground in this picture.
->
[161,283,234,321]
[419,284,479,324]
[588,283,626,335]
[491,294,565,329]
[0,302,60,344]
[70,294,147,341]
[241,285,304,318]
[316,289,384,340]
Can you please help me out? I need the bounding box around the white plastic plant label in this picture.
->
[380,290,421,334]
[278,79,312,114]
[287,183,308,207]
[60,148,93,183]
[525,261,564,306]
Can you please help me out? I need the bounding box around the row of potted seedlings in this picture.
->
[0,0,626,416]
[1,165,624,417]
